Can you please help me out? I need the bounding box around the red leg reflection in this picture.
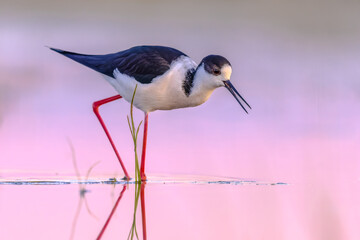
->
[96,183,147,239]
[140,183,147,240]
[96,185,127,240]
[140,113,149,181]
[93,95,130,180]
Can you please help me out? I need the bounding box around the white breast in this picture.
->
[102,56,197,113]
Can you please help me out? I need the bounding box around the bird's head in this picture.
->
[198,55,251,113]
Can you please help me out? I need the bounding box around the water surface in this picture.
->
[0,174,289,240]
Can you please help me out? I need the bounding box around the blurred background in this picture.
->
[1,0,360,239]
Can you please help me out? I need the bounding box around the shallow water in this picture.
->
[2,172,359,239]
[0,174,288,240]
[0,174,286,186]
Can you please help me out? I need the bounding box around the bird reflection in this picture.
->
[97,183,147,240]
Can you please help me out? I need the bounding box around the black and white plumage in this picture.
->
[50,45,251,113]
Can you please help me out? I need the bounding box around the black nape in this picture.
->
[182,68,196,97]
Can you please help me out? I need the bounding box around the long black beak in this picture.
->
[223,80,251,114]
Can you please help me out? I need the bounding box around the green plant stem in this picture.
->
[127,84,142,182]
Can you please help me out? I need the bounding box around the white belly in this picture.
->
[103,56,200,113]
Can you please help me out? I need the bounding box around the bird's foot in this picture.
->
[121,176,131,181]
[141,173,147,182]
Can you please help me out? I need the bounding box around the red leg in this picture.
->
[93,95,130,180]
[140,113,149,181]
[140,183,147,240]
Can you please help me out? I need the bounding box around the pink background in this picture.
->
[1,0,360,239]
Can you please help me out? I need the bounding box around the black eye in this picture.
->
[213,69,221,75]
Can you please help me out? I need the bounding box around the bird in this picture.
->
[50,45,251,181]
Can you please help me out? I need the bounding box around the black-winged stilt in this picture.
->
[50,45,251,181]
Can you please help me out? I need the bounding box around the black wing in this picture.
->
[50,45,187,84]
